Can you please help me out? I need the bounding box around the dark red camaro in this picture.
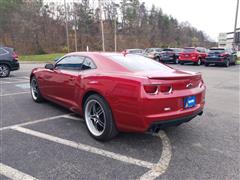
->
[30,52,206,141]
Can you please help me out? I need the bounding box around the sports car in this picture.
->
[30,52,206,141]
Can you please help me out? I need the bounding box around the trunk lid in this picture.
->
[136,70,202,90]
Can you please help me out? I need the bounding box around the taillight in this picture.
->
[144,85,158,94]
[159,85,172,93]
[144,84,172,94]
[12,52,19,59]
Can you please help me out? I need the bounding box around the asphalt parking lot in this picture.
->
[0,63,239,180]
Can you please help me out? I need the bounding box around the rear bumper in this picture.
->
[143,101,204,130]
[148,108,203,132]
[205,58,224,64]
[10,60,20,71]
[160,58,175,62]
[179,58,198,62]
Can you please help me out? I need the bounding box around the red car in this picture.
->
[30,52,206,141]
[179,47,208,65]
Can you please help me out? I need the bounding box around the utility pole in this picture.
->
[114,14,117,52]
[73,0,78,52]
[64,0,70,52]
[233,0,239,49]
[99,0,105,51]
[113,3,119,52]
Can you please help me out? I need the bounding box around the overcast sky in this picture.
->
[141,0,239,41]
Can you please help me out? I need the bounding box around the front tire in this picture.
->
[84,94,118,141]
[30,76,44,102]
[0,64,10,78]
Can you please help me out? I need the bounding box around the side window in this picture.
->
[0,48,5,55]
[81,57,96,70]
[55,56,85,70]
[0,48,8,56]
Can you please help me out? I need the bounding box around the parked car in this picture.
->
[159,48,183,64]
[205,48,237,67]
[179,47,208,65]
[143,48,162,60]
[0,46,19,77]
[30,52,205,141]
[122,49,143,55]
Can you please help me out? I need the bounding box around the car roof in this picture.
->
[184,47,195,49]
[125,49,143,51]
[61,52,133,72]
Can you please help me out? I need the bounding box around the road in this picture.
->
[0,63,239,180]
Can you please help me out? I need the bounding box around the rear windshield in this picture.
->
[163,49,173,52]
[0,48,9,56]
[171,49,180,52]
[209,49,225,53]
[154,49,162,52]
[128,49,142,54]
[107,54,172,72]
[183,48,195,52]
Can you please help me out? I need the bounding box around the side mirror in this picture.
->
[45,63,54,70]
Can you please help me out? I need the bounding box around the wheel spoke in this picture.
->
[92,103,97,113]
[96,108,103,116]
[97,119,104,127]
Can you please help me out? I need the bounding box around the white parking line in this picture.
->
[63,114,84,121]
[12,126,155,169]
[1,76,29,80]
[0,81,12,83]
[0,80,29,84]
[1,113,172,179]
[139,131,172,180]
[0,91,29,97]
[0,114,74,131]
[0,163,38,180]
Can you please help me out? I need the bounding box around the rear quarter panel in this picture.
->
[78,72,148,132]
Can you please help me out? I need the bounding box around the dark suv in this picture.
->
[159,48,183,64]
[0,46,20,77]
[205,48,237,67]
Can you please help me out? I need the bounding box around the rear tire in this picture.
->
[205,63,209,67]
[180,62,184,65]
[30,76,44,102]
[224,59,230,67]
[233,57,237,65]
[0,64,10,78]
[84,94,118,141]
[195,59,201,66]
[155,56,160,62]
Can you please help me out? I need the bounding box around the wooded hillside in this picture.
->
[0,0,216,54]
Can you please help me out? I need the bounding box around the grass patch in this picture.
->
[20,53,65,62]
